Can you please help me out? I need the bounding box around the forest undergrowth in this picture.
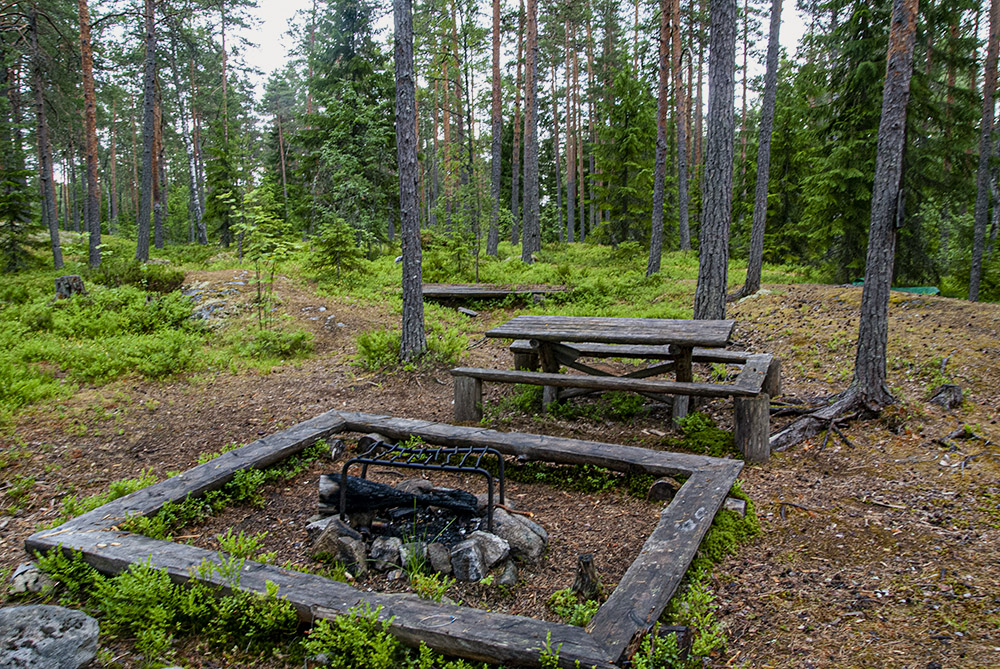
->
[1,236,998,668]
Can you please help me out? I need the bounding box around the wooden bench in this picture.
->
[452,353,776,463]
[508,339,782,396]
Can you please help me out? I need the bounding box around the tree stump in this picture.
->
[571,553,602,601]
[54,275,87,300]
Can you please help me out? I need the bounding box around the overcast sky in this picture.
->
[239,0,807,101]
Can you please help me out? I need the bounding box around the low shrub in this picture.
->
[246,328,313,359]
[87,256,186,294]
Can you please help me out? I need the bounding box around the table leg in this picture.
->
[534,340,560,410]
[672,345,693,423]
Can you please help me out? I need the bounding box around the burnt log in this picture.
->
[319,474,479,517]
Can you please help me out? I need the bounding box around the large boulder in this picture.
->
[0,605,99,669]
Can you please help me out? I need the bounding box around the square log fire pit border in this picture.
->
[25,410,743,668]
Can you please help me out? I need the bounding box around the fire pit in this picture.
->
[338,439,505,531]
[315,438,545,582]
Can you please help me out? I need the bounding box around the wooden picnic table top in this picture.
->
[485,315,735,348]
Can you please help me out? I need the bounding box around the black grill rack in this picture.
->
[340,440,506,532]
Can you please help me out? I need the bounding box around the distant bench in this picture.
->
[451,347,779,463]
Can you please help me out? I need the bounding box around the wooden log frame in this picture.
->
[452,353,776,463]
[25,410,744,668]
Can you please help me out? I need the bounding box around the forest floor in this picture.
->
[2,269,999,668]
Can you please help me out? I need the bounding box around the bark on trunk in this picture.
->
[79,0,101,267]
[136,0,156,261]
[521,0,540,261]
[29,9,63,269]
[109,98,118,234]
[648,0,670,276]
[970,0,998,301]
[487,0,502,256]
[565,20,575,244]
[674,0,691,250]
[852,0,918,406]
[395,0,427,361]
[693,0,737,320]
[510,0,524,243]
[153,86,164,250]
[735,0,782,298]
[551,65,564,243]
[167,32,206,244]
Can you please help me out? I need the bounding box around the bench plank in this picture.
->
[451,367,761,399]
[510,340,754,364]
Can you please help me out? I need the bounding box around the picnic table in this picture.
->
[451,315,780,463]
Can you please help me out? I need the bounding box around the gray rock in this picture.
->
[305,516,335,542]
[311,517,363,553]
[450,540,486,582]
[426,543,453,576]
[0,605,99,669]
[396,478,433,495]
[334,536,368,576]
[469,531,509,569]
[386,569,406,581]
[370,537,403,571]
[357,433,391,450]
[475,492,510,512]
[492,508,547,561]
[9,563,56,595]
[399,542,427,571]
[498,560,518,587]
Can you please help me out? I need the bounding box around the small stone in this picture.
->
[396,478,434,495]
[311,517,363,554]
[370,537,403,571]
[357,433,391,450]
[305,516,335,542]
[492,508,547,561]
[426,543,453,576]
[647,478,680,502]
[498,560,518,587]
[475,492,510,512]
[450,540,486,582]
[0,605,99,669]
[9,563,56,595]
[399,542,427,571]
[334,536,368,576]
[470,531,509,569]
[386,569,406,582]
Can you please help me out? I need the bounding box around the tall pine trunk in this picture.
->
[692,0,736,320]
[551,65,564,242]
[852,0,919,405]
[521,0,540,260]
[394,0,427,361]
[674,0,691,249]
[510,0,524,243]
[109,98,118,234]
[735,0,781,298]
[136,0,156,261]
[565,19,575,244]
[648,0,670,276]
[79,0,101,267]
[970,0,998,301]
[29,9,62,269]
[153,86,164,250]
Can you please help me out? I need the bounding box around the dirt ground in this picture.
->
[2,271,999,668]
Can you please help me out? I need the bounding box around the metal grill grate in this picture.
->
[340,441,506,532]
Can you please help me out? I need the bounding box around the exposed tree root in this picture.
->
[770,388,887,452]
